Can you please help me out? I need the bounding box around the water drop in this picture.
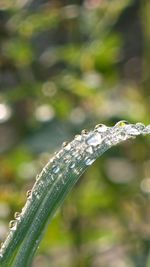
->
[135,122,145,132]
[71,150,77,157]
[81,129,88,135]
[104,137,112,146]
[85,158,95,166]
[64,143,71,151]
[125,125,140,136]
[55,152,61,159]
[26,190,32,200]
[9,220,17,231]
[95,124,108,132]
[52,166,60,174]
[75,134,82,141]
[143,125,150,134]
[75,154,82,160]
[115,120,129,127]
[69,162,75,169]
[77,155,82,160]
[119,131,127,140]
[62,141,72,151]
[14,212,21,220]
[86,146,93,154]
[62,141,68,147]
[50,157,54,163]
[86,132,102,146]
[64,158,69,164]
[36,174,40,181]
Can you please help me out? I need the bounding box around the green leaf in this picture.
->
[0,121,149,267]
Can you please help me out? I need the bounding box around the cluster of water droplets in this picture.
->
[37,120,150,174]
[0,209,22,258]
[0,121,150,259]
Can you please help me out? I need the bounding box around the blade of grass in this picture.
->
[0,121,149,267]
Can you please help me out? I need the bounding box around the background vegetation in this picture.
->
[0,0,150,266]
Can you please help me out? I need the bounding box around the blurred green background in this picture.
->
[0,0,150,266]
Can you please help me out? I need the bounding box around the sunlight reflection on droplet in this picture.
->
[35,104,55,122]
[0,103,11,123]
[140,178,150,193]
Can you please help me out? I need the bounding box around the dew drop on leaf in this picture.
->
[26,190,32,200]
[86,133,102,146]
[52,166,60,174]
[62,141,72,151]
[9,220,17,231]
[115,120,129,127]
[81,129,88,135]
[36,174,40,181]
[75,134,82,141]
[135,122,145,131]
[125,125,140,136]
[86,146,93,154]
[143,125,150,134]
[85,158,95,166]
[69,162,75,169]
[14,212,21,220]
[95,124,108,132]
[64,143,71,151]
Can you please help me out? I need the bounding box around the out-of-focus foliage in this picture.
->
[0,0,150,267]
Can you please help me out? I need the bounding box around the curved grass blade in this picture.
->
[0,121,149,267]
